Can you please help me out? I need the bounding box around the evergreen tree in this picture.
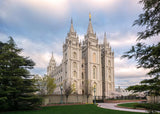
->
[122,0,160,113]
[0,37,41,111]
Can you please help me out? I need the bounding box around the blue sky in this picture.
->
[0,0,159,88]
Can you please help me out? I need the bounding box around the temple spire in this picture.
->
[104,32,107,44]
[70,18,74,33]
[50,52,55,63]
[87,12,94,34]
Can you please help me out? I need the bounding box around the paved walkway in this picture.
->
[98,103,148,113]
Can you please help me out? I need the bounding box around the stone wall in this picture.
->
[147,96,160,103]
[42,94,93,105]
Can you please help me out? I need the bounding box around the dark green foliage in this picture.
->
[1,105,143,114]
[122,43,160,76]
[133,0,160,40]
[122,0,160,113]
[121,0,160,95]
[0,37,42,111]
[135,103,160,114]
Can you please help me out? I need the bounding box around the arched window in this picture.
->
[73,71,77,77]
[109,83,112,91]
[93,53,96,63]
[93,66,96,79]
[108,68,111,74]
[108,60,111,66]
[109,75,111,81]
[73,52,77,59]
[73,62,77,68]
[82,72,84,79]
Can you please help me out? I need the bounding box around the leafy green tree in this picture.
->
[45,75,56,95]
[34,74,56,95]
[0,37,41,111]
[122,0,160,113]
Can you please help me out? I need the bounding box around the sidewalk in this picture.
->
[98,103,148,113]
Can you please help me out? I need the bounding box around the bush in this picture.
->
[135,103,160,114]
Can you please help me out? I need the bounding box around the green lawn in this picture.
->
[1,104,144,114]
[118,103,139,108]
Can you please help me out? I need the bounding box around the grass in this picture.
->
[1,104,145,114]
[118,103,140,109]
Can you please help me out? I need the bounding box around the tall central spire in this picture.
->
[70,18,74,33]
[87,12,94,34]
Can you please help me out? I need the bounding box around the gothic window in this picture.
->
[109,83,112,91]
[93,53,96,63]
[73,52,77,59]
[73,62,77,68]
[73,71,77,77]
[82,72,84,79]
[108,60,111,66]
[108,68,111,74]
[109,75,111,81]
[82,90,84,94]
[82,81,84,86]
[65,53,67,59]
[93,66,96,79]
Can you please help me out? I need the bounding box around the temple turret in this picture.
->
[47,52,56,75]
[67,18,76,38]
[87,13,94,34]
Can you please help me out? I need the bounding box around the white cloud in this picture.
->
[17,38,63,69]
[110,33,137,48]
[18,0,70,18]
[70,0,119,12]
[0,34,63,71]
[114,56,148,78]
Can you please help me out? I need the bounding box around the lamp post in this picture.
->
[60,85,63,104]
[94,86,96,104]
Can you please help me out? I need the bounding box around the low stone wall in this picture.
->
[42,94,93,105]
[147,96,160,103]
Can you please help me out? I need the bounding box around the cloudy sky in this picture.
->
[0,0,159,88]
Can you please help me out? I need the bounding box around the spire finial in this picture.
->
[87,12,94,34]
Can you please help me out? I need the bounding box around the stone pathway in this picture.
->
[98,103,148,113]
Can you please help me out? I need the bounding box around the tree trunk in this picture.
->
[66,96,68,104]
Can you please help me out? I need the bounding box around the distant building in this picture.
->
[115,86,133,96]
[47,13,115,98]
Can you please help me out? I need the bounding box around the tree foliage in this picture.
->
[122,0,160,100]
[34,74,56,95]
[0,37,41,111]
[133,0,160,40]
